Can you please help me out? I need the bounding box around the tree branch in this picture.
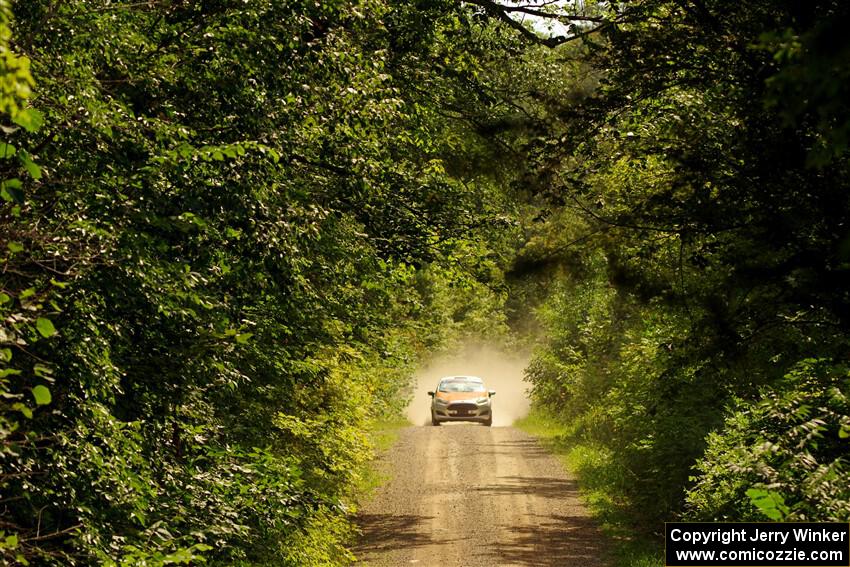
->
[467,0,604,22]
[465,0,610,48]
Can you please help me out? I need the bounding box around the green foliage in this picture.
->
[2,0,848,561]
[481,0,850,535]
[34,317,54,338]
[686,359,850,522]
[0,0,515,564]
[30,384,49,405]
[745,489,789,521]
[0,0,31,116]
[523,250,720,527]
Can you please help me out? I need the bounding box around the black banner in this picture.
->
[666,523,850,566]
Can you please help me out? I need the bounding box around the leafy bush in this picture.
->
[0,1,515,564]
[496,0,850,539]
[686,359,850,522]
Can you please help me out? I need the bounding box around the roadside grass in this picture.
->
[515,408,664,567]
[353,415,411,503]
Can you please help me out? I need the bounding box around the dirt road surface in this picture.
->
[354,425,610,567]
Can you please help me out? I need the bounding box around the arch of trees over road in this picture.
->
[0,0,848,564]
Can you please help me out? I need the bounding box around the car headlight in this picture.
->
[476,397,490,404]
[435,397,448,405]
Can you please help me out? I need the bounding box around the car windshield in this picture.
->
[438,380,486,393]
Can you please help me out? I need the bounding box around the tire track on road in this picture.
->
[354,425,610,567]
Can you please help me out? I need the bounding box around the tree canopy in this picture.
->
[1,0,849,564]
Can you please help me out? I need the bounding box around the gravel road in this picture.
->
[353,425,610,567]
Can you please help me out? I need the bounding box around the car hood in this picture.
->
[436,391,486,402]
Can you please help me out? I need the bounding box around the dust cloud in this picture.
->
[405,344,531,427]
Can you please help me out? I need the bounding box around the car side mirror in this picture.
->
[489,390,496,397]
[427,391,435,397]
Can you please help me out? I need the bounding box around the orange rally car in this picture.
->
[428,376,495,426]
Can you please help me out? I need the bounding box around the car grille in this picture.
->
[448,403,477,412]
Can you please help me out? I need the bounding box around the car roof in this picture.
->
[439,375,483,383]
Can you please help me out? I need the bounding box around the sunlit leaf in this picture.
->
[0,142,17,158]
[36,318,56,338]
[13,108,44,133]
[31,385,51,406]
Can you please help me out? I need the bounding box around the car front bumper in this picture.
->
[432,403,492,422]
